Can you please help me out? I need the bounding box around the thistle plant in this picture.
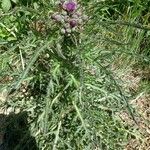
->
[50,0,88,80]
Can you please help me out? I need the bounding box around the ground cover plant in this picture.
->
[0,0,150,149]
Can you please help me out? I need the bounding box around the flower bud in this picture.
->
[76,12,82,17]
[82,15,88,21]
[66,28,71,33]
[78,19,83,24]
[70,19,77,28]
[62,11,68,16]
[63,1,77,12]
[72,14,78,19]
[71,27,76,32]
[51,13,57,19]
[64,23,70,28]
[52,14,63,22]
[64,16,69,22]
[61,28,66,34]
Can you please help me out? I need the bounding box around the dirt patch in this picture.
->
[119,94,150,150]
[113,66,150,150]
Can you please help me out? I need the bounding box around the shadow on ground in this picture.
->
[0,111,38,150]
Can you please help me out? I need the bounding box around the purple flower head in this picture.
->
[69,19,77,28]
[63,0,77,12]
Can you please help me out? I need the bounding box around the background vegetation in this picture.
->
[0,0,150,149]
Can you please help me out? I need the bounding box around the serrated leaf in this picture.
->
[2,0,11,12]
[56,43,66,59]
